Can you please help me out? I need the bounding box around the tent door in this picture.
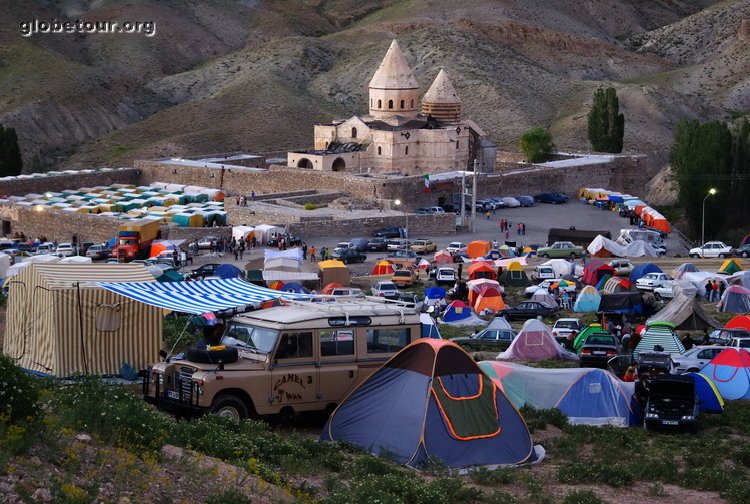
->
[317,329,358,403]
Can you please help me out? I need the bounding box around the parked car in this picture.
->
[332,248,367,264]
[334,241,355,252]
[387,238,410,251]
[531,265,557,282]
[391,269,417,287]
[635,272,672,291]
[451,327,517,351]
[415,207,431,215]
[709,328,750,345]
[35,243,56,255]
[654,281,676,300]
[410,239,437,254]
[79,242,95,255]
[534,193,567,204]
[371,281,400,299]
[524,278,576,298]
[373,226,402,238]
[671,346,728,374]
[446,242,466,254]
[366,237,389,251]
[190,263,221,279]
[328,287,364,297]
[86,244,112,259]
[498,301,559,321]
[435,267,457,285]
[56,243,75,257]
[729,337,750,349]
[515,195,534,207]
[17,243,37,253]
[536,241,586,259]
[644,375,699,432]
[195,236,220,249]
[551,318,582,345]
[269,234,302,247]
[736,243,750,258]
[440,204,461,214]
[579,333,620,368]
[608,259,635,276]
[688,241,735,258]
[426,206,445,214]
[395,292,424,310]
[389,249,417,260]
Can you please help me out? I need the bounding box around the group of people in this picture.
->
[704,279,725,302]
[234,191,256,206]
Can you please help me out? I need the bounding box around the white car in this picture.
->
[371,281,400,299]
[426,206,445,214]
[689,241,734,259]
[671,346,728,374]
[729,337,750,349]
[635,272,672,291]
[35,243,56,255]
[387,239,410,251]
[608,259,634,276]
[335,241,355,251]
[435,267,457,285]
[524,278,576,297]
[56,243,75,257]
[653,281,675,300]
[551,318,582,344]
[195,236,219,249]
[446,242,466,254]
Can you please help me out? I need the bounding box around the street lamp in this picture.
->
[701,188,717,256]
[394,199,408,252]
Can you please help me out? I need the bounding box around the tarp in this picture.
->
[629,263,663,283]
[647,293,720,331]
[701,348,750,400]
[6,254,60,278]
[263,248,303,263]
[538,259,575,278]
[685,372,724,412]
[59,256,93,264]
[718,285,750,313]
[497,319,578,361]
[574,285,601,313]
[441,300,486,326]
[479,362,636,427]
[322,339,542,469]
[633,325,684,359]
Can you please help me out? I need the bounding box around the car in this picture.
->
[415,207,431,215]
[498,301,559,321]
[551,318,583,345]
[608,259,635,276]
[551,192,569,202]
[366,237,389,251]
[579,333,620,368]
[17,243,37,253]
[446,242,466,254]
[689,241,735,259]
[410,239,437,254]
[644,375,700,432]
[671,345,728,374]
[440,204,461,214]
[635,272,672,291]
[195,236,220,249]
[328,287,364,297]
[190,263,221,279]
[531,265,557,282]
[333,241,355,253]
[85,244,112,259]
[35,243,56,255]
[391,269,418,287]
[387,238,410,251]
[371,281,400,299]
[269,234,302,247]
[56,243,75,257]
[729,337,750,349]
[534,193,567,204]
[451,328,517,351]
[653,281,676,300]
[389,249,417,260]
[515,195,534,207]
[394,292,424,311]
[332,248,367,264]
[709,327,750,345]
[426,206,446,214]
[79,242,95,255]
[373,226,402,238]
[524,278,576,298]
[435,267,457,285]
[735,243,750,258]
[536,241,586,259]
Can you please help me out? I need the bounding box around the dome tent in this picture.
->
[499,261,530,287]
[582,260,615,286]
[573,286,601,313]
[371,260,395,276]
[467,261,496,281]
[440,300,486,327]
[474,286,505,314]
[718,285,750,313]
[720,258,743,275]
[701,348,750,400]
[629,263,663,283]
[497,319,578,361]
[321,339,543,470]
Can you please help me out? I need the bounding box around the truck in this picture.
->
[110,218,161,261]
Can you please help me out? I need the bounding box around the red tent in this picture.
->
[321,283,343,295]
[725,315,750,331]
[582,260,616,286]
[467,261,497,281]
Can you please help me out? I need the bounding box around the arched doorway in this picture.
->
[332,158,346,172]
[297,158,313,169]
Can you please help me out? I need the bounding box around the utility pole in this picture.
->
[471,159,478,233]
[460,171,466,227]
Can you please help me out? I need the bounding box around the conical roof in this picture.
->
[369,40,419,90]
[422,69,461,104]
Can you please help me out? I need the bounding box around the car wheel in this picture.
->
[689,254,698,259]
[209,394,249,422]
[542,254,549,258]
[743,251,749,258]
[569,253,577,259]
[719,254,726,259]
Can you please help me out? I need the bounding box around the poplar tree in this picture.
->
[587,87,625,153]
[0,124,23,177]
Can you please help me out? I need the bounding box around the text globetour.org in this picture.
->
[20,19,156,37]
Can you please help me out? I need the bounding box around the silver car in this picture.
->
[671,346,728,374]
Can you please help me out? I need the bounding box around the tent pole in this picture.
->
[168,316,194,357]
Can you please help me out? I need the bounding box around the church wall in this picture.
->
[368,88,419,119]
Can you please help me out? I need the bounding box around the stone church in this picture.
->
[287,40,496,175]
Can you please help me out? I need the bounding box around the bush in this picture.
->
[162,316,196,353]
[557,461,633,487]
[519,126,555,163]
[0,354,39,423]
[206,489,252,504]
[304,202,315,210]
[469,466,517,486]
[562,489,604,504]
[518,405,568,432]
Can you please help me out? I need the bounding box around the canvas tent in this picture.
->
[720,258,743,275]
[497,319,578,361]
[321,339,542,469]
[531,289,557,307]
[582,260,615,286]
[574,286,601,313]
[629,263,662,283]
[499,261,530,287]
[467,261,496,281]
[440,300,486,326]
[718,285,750,313]
[318,260,350,287]
[587,235,623,258]
[4,264,162,377]
[466,240,491,259]
[633,324,685,359]
[647,293,720,331]
[479,362,636,427]
[684,372,724,413]
[701,348,750,400]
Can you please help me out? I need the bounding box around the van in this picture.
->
[531,265,556,282]
[617,229,664,247]
[143,301,421,420]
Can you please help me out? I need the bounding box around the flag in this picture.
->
[423,174,430,193]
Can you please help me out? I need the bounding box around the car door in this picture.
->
[479,330,499,348]
[270,331,318,407]
[317,329,358,403]
[695,349,718,368]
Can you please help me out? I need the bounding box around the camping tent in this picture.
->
[467,279,502,305]
[466,240,491,259]
[321,283,343,295]
[433,250,454,264]
[672,263,699,280]
[573,286,601,313]
[467,261,496,281]
[321,339,542,469]
[538,259,575,278]
[215,264,244,279]
[725,315,750,331]
[587,235,623,258]
[633,324,685,359]
[629,263,663,283]
[479,362,637,427]
[684,372,724,412]
[530,289,557,307]
[424,287,447,307]
[232,225,255,241]
[419,313,442,339]
[718,285,750,313]
[700,348,750,400]
[371,260,395,276]
[264,257,300,272]
[599,292,648,316]
[318,260,350,287]
[601,276,632,294]
[253,224,284,245]
[497,319,578,361]
[279,282,309,294]
[3,264,162,377]
[727,271,750,289]
[582,260,615,286]
[440,300,486,326]
[647,293,720,331]
[720,258,744,275]
[474,286,505,314]
[499,261,530,287]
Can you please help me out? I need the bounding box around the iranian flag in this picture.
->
[423,174,430,193]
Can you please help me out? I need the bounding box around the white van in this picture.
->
[531,265,557,282]
[617,229,664,247]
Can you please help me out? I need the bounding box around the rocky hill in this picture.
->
[1,0,747,179]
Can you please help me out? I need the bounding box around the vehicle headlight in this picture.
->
[645,413,659,419]
[681,415,694,421]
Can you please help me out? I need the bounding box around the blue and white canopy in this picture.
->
[98,277,317,314]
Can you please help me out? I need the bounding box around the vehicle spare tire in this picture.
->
[186,346,239,364]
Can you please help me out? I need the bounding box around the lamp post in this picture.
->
[394,199,408,252]
[701,188,717,257]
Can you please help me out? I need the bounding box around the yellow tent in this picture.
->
[720,258,743,275]
[318,260,350,286]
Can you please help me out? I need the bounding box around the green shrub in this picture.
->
[304,202,315,210]
[469,466,517,486]
[206,488,252,504]
[0,354,39,423]
[518,405,568,432]
[557,461,634,487]
[733,444,750,467]
[484,490,517,504]
[562,489,604,504]
[162,316,196,353]
[722,478,750,504]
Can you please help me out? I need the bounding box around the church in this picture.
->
[287,40,496,175]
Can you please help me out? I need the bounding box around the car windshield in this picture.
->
[555,320,579,329]
[380,283,397,290]
[222,323,279,354]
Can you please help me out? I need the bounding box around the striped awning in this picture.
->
[98,277,317,314]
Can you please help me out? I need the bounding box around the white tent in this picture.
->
[232,225,255,241]
[0,254,10,278]
[59,256,93,264]
[6,254,60,277]
[539,259,576,278]
[264,257,301,272]
[254,224,283,245]
[531,289,557,307]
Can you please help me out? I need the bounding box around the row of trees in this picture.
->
[0,124,23,177]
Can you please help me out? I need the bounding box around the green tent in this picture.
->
[572,324,611,353]
[720,258,743,275]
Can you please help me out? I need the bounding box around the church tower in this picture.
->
[421,69,462,123]
[368,40,420,120]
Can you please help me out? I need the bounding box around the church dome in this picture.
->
[421,69,462,123]
[368,40,420,119]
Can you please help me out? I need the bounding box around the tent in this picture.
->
[268,280,285,291]
[474,286,506,314]
[321,338,542,469]
[587,235,622,258]
[684,373,724,413]
[318,260,350,287]
[467,279,502,305]
[253,224,283,245]
[6,254,60,278]
[573,286,601,313]
[280,282,310,294]
[538,259,575,278]
[156,269,184,283]
[725,315,750,331]
[718,285,750,313]
[420,313,442,339]
[572,324,611,353]
[647,293,720,331]
[433,250,454,264]
[672,263,699,280]
[59,256,93,264]
[264,257,300,272]
[497,319,578,361]
[149,239,185,258]
[602,276,632,294]
[633,324,685,359]
[727,271,750,289]
[4,264,162,377]
[466,240,491,259]
[215,264,244,279]
[499,261,530,287]
[701,349,750,400]
[595,274,612,291]
[720,258,744,275]
[424,287,447,307]
[371,260,395,276]
[581,260,615,286]
[599,292,648,316]
[232,225,255,241]
[530,289,557,307]
[320,283,343,295]
[479,362,636,427]
[467,261,496,281]
[629,263,663,283]
[441,300,486,326]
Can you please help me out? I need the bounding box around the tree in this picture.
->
[730,119,750,228]
[0,124,23,177]
[587,87,625,153]
[519,126,555,163]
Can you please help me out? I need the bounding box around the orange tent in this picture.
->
[149,242,169,258]
[726,315,750,331]
[474,286,506,313]
[467,278,502,305]
[467,261,497,281]
[268,280,285,290]
[371,260,395,276]
[466,240,491,259]
[321,283,343,295]
[433,250,454,264]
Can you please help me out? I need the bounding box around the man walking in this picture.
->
[302,242,308,260]
[310,245,316,262]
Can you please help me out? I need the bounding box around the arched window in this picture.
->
[378,99,382,109]
[456,140,460,149]
[378,146,382,155]
[410,99,414,108]
[405,146,409,155]
[370,99,372,107]
[388,100,393,109]
[400,100,405,109]
[351,127,357,139]
[325,142,329,148]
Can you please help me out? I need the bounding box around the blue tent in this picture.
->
[685,373,724,413]
[214,264,244,279]
[629,263,663,283]
[557,368,638,426]
[485,250,502,260]
[322,339,541,469]
[420,313,442,339]
[573,286,601,313]
[595,274,611,291]
[424,287,446,300]
[280,282,309,294]
[441,300,485,326]
[700,348,750,400]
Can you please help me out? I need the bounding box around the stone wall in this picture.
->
[161,224,232,242]
[4,205,124,243]
[0,168,140,197]
[286,213,456,238]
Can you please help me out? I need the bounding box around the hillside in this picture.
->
[0,0,746,177]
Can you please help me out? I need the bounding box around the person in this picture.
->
[238,240,245,260]
[719,281,726,300]
[517,223,521,235]
[634,372,650,411]
[196,323,226,349]
[251,191,255,202]
[682,333,694,351]
[485,209,490,220]
[623,363,637,383]
[704,279,712,301]
[620,332,631,353]
[302,242,308,260]
[566,331,578,351]
[236,195,240,205]
[712,280,720,302]
[522,222,526,235]
[310,245,316,262]
[701,327,710,345]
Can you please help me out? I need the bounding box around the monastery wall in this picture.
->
[0,168,140,198]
